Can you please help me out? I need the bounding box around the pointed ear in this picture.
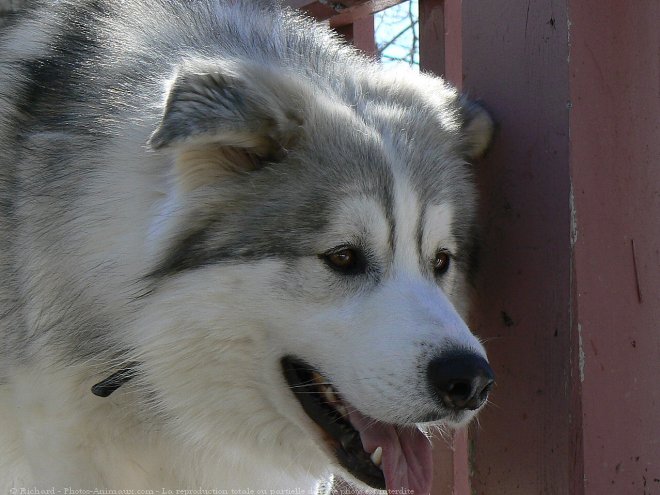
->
[149,62,306,189]
[458,98,495,160]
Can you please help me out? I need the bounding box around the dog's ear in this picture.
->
[149,62,305,190]
[458,98,495,160]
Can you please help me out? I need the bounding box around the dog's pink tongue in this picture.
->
[348,410,433,495]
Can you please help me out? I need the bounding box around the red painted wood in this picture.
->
[287,0,375,9]
[431,437,458,495]
[418,0,444,76]
[455,1,573,493]
[290,1,405,24]
[441,0,461,89]
[288,0,376,7]
[285,0,318,8]
[568,1,660,493]
[329,0,404,28]
[430,431,471,495]
[452,429,470,495]
[449,1,659,493]
[296,4,337,20]
[334,15,376,56]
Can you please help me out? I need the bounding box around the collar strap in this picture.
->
[91,363,139,397]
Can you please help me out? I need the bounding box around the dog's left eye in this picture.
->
[433,250,451,276]
[321,247,366,275]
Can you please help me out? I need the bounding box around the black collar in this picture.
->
[91,363,139,397]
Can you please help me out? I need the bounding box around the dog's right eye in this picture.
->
[321,247,366,275]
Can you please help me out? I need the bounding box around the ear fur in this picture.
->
[459,98,495,160]
[149,61,306,190]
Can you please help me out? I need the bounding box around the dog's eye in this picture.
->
[433,250,451,276]
[321,247,365,274]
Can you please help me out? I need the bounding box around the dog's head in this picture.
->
[128,57,494,491]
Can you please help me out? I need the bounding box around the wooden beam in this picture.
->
[329,0,404,28]
[286,1,406,25]
[335,14,376,55]
[285,0,315,7]
[419,0,445,76]
[460,1,573,492]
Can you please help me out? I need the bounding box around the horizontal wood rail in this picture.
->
[287,0,404,27]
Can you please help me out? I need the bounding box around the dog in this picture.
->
[0,0,495,492]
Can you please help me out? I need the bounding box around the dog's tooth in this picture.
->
[335,403,348,417]
[322,385,337,404]
[370,446,383,467]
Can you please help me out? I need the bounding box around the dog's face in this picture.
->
[127,60,494,490]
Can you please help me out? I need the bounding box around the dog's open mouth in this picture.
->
[281,357,433,494]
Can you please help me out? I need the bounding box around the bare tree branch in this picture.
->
[375,0,419,68]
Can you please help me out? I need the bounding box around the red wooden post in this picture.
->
[418,0,444,76]
[567,1,659,493]
[456,1,574,492]
[449,1,659,493]
[419,0,461,87]
[335,16,376,56]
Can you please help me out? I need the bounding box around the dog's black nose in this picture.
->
[427,352,494,411]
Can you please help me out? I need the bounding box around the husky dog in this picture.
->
[0,0,495,492]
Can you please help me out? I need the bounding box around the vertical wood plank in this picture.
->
[431,437,457,495]
[418,0,444,76]
[459,1,573,493]
[441,0,462,89]
[568,0,660,493]
[335,15,376,56]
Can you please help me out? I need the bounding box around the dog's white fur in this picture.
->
[0,198,482,489]
[0,0,494,490]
